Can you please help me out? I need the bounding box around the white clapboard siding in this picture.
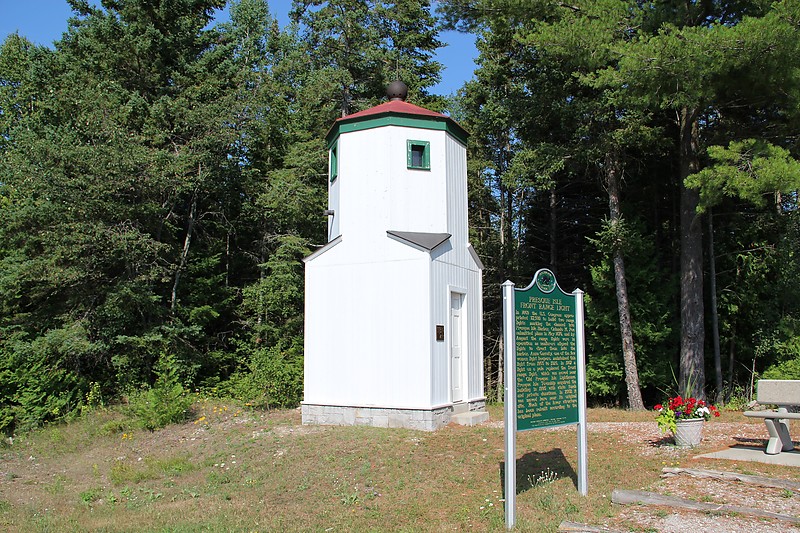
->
[304,96,484,425]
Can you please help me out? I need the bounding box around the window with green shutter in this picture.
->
[407,140,430,170]
[330,143,338,182]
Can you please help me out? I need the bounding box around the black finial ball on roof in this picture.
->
[387,80,408,101]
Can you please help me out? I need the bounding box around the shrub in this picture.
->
[0,329,88,435]
[762,356,800,380]
[218,344,303,408]
[722,383,752,411]
[128,353,192,431]
[251,346,303,408]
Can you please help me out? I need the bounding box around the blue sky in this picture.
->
[0,0,477,95]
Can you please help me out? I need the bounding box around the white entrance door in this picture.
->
[450,293,464,403]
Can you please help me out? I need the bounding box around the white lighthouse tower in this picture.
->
[302,82,487,430]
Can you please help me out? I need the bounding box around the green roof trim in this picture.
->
[326,113,468,148]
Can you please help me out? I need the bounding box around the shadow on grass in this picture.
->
[648,435,674,447]
[735,436,769,446]
[499,448,578,495]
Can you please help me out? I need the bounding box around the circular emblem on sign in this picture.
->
[535,269,556,293]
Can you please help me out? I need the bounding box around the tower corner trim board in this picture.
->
[304,89,485,431]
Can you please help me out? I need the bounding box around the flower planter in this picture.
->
[655,396,719,445]
[673,417,704,447]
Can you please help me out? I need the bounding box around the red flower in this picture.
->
[656,395,720,421]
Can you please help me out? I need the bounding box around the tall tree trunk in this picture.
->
[678,107,706,399]
[171,188,198,313]
[550,188,558,267]
[500,181,514,402]
[256,256,265,330]
[506,186,514,271]
[727,322,736,400]
[605,151,644,410]
[708,209,723,403]
[225,228,231,288]
[341,83,350,117]
[498,141,512,280]
[496,138,513,405]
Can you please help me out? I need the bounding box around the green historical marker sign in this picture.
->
[514,268,579,430]
[502,269,588,529]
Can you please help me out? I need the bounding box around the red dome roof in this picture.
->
[326,99,468,146]
[339,100,447,121]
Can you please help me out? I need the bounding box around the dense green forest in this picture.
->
[1,0,799,434]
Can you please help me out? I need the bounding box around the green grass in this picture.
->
[0,400,792,532]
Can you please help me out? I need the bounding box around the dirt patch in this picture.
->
[618,507,800,533]
[599,419,800,532]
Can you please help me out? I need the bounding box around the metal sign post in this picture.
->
[575,289,588,495]
[502,281,517,528]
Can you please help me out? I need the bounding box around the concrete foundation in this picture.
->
[301,400,487,431]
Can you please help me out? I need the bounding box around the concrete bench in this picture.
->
[744,379,800,454]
